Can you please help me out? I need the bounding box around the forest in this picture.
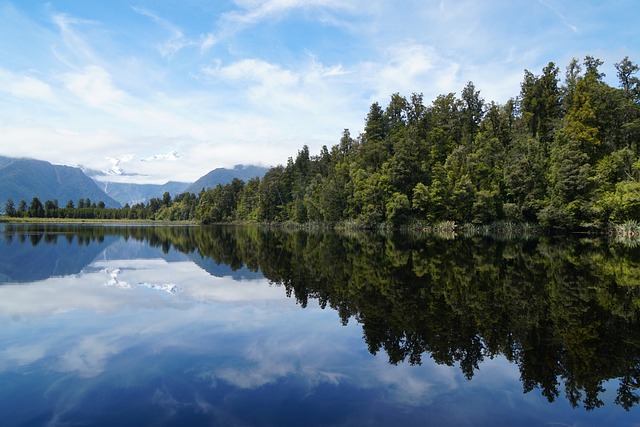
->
[4,55,640,230]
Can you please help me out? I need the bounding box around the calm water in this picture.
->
[1,224,640,426]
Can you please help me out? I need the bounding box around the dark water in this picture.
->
[1,223,640,426]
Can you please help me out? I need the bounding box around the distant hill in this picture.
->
[185,165,268,194]
[94,181,191,207]
[0,156,121,211]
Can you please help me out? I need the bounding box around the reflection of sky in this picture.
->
[1,236,639,426]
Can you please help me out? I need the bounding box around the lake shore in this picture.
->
[0,216,196,225]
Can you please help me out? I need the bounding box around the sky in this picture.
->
[0,0,639,184]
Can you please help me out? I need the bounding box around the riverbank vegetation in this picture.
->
[4,56,640,231]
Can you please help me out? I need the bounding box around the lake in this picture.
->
[1,223,640,426]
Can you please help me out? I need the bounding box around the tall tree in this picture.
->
[28,197,45,218]
[4,198,16,217]
[460,81,484,143]
[520,62,561,146]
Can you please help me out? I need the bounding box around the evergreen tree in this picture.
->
[28,197,45,218]
[4,198,16,217]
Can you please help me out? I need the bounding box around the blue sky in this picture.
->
[0,0,638,184]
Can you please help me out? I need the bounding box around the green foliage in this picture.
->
[4,198,16,217]
[10,56,640,230]
[28,197,45,218]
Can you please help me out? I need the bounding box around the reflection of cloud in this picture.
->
[1,343,48,367]
[371,358,459,406]
[0,258,284,319]
[58,335,120,378]
[0,250,525,415]
[104,267,131,288]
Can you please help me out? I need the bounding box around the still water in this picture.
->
[1,223,640,426]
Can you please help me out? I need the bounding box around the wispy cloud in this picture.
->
[537,0,579,33]
[0,0,635,183]
[132,6,196,57]
[51,13,102,67]
[225,0,354,26]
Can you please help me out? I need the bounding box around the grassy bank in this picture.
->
[0,216,196,225]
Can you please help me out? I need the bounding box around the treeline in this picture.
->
[5,55,640,229]
[2,192,198,221]
[194,55,640,229]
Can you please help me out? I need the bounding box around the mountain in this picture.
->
[87,164,267,206]
[185,165,268,194]
[0,156,121,210]
[94,181,190,207]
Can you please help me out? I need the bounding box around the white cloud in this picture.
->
[215,58,298,86]
[199,33,218,51]
[0,70,53,100]
[0,0,636,184]
[364,43,459,101]
[62,65,126,107]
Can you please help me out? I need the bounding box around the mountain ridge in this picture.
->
[185,165,268,194]
[0,155,269,210]
[0,156,121,210]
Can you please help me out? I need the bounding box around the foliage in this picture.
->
[11,56,640,230]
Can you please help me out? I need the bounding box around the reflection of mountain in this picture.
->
[0,224,262,284]
[101,238,189,263]
[187,253,262,280]
[0,228,119,283]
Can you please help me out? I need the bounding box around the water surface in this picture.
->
[1,224,639,426]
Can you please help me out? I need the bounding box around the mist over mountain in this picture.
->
[0,156,120,210]
[94,181,191,207]
[89,164,267,206]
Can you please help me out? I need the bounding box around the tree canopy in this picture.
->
[6,55,640,230]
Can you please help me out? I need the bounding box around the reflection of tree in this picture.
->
[6,223,640,410]
[189,227,640,411]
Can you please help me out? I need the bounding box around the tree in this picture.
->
[361,101,389,171]
[461,81,484,142]
[258,166,288,221]
[386,192,411,226]
[563,58,582,112]
[4,198,16,217]
[162,192,172,207]
[44,199,58,217]
[520,62,562,146]
[28,197,45,218]
[615,56,640,101]
[17,200,27,217]
[615,57,640,150]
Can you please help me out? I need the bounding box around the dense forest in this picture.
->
[4,55,640,230]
